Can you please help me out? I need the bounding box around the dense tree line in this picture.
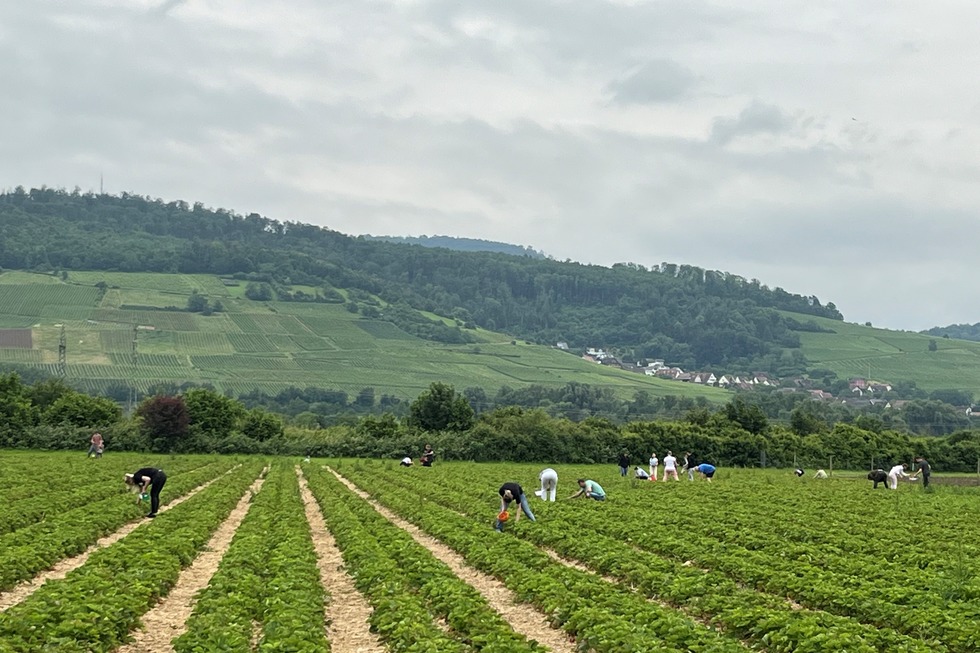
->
[4,374,980,473]
[0,187,842,370]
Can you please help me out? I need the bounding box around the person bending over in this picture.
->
[867,469,887,488]
[569,478,606,501]
[496,482,536,531]
[887,463,910,490]
[124,467,167,518]
[693,463,716,482]
[538,467,558,501]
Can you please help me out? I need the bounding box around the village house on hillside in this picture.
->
[579,349,905,405]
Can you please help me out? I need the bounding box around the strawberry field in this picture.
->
[0,452,978,652]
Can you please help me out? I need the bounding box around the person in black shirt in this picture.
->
[125,467,167,517]
[683,452,696,480]
[867,469,888,489]
[496,482,536,531]
[420,444,435,467]
[618,451,630,477]
[914,457,931,488]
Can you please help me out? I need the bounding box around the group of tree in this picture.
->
[0,187,844,370]
[4,374,980,473]
[0,372,284,454]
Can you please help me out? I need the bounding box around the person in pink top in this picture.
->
[88,432,104,458]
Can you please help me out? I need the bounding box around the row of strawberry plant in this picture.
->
[397,461,980,644]
[642,476,980,563]
[304,466,549,653]
[527,479,978,650]
[0,453,215,500]
[173,463,329,652]
[0,457,216,536]
[0,459,238,592]
[0,462,265,653]
[332,464,749,653]
[358,465,938,653]
[614,480,979,587]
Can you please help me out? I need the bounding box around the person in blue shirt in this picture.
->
[693,463,716,482]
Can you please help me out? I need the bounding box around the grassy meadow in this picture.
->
[0,270,727,400]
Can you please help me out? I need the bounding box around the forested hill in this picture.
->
[922,323,980,342]
[0,188,842,373]
[362,234,546,259]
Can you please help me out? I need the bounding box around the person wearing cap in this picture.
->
[537,467,558,501]
[124,467,167,518]
[496,481,536,531]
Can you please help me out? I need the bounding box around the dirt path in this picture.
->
[295,467,384,653]
[0,465,242,613]
[328,468,577,653]
[114,468,267,653]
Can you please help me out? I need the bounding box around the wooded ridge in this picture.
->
[0,187,841,376]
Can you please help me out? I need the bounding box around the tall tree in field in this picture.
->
[44,391,121,428]
[240,407,283,441]
[183,387,245,438]
[408,382,475,432]
[137,395,191,452]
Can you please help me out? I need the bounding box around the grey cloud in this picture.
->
[3,1,980,331]
[710,101,795,144]
[152,0,186,17]
[403,0,746,74]
[605,60,696,104]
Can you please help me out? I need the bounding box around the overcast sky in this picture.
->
[3,1,979,331]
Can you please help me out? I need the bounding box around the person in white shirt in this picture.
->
[887,463,909,490]
[662,451,678,481]
[538,467,558,501]
[400,457,413,467]
[814,469,828,479]
[649,453,659,481]
[634,466,650,480]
